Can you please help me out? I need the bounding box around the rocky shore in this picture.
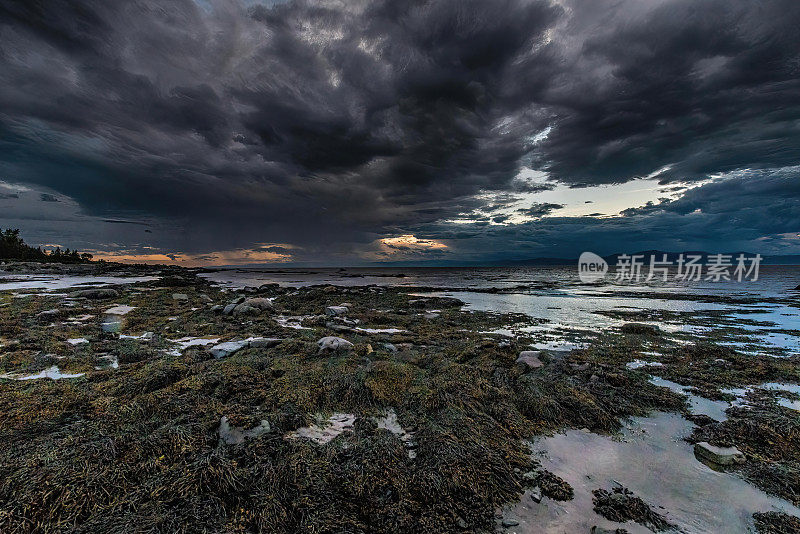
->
[0,262,798,533]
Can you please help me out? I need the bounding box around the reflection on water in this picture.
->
[505,413,800,534]
[648,377,730,421]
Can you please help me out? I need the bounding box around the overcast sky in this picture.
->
[1,0,798,265]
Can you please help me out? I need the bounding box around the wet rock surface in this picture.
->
[693,441,746,466]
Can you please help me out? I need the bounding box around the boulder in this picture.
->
[225,297,273,315]
[207,337,283,358]
[516,351,544,369]
[172,293,189,301]
[36,309,61,320]
[232,304,259,315]
[317,336,354,353]
[325,305,349,316]
[221,297,245,315]
[242,297,274,311]
[208,340,249,359]
[694,442,745,466]
[71,288,119,299]
[199,294,213,303]
[339,302,353,309]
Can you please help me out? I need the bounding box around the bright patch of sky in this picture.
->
[496,168,698,221]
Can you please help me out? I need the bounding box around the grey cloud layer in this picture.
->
[0,0,798,260]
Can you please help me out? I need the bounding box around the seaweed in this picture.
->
[591,486,674,532]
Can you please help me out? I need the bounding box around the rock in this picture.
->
[199,294,213,303]
[222,297,245,315]
[228,297,273,315]
[516,351,543,369]
[530,486,542,503]
[208,340,249,359]
[317,336,354,353]
[210,305,223,313]
[325,305,349,316]
[694,442,745,466]
[501,518,520,527]
[71,288,119,299]
[36,309,61,320]
[383,343,398,352]
[258,283,279,291]
[326,322,355,333]
[172,293,189,301]
[423,312,440,319]
[232,304,259,315]
[207,337,282,358]
[339,302,353,309]
[218,415,271,445]
[242,297,274,311]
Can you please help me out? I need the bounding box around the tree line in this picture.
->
[0,229,93,263]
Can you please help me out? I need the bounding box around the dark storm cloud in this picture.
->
[516,202,564,218]
[531,0,800,185]
[0,0,798,262]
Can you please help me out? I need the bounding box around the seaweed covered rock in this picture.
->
[532,470,573,501]
[620,323,660,336]
[241,297,274,311]
[592,487,674,532]
[516,351,543,370]
[71,288,119,299]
